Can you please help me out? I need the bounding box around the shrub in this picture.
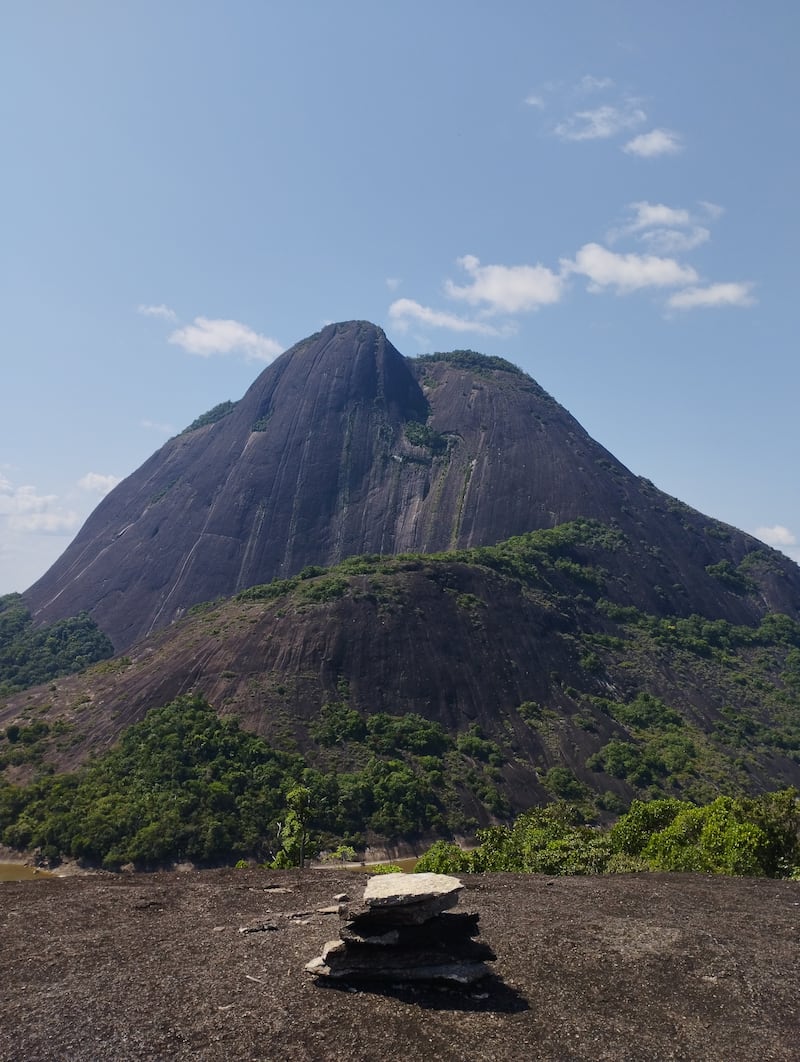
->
[610,798,688,855]
[705,560,754,595]
[403,421,447,454]
[543,767,588,801]
[415,840,472,874]
[0,596,114,695]
[181,400,237,433]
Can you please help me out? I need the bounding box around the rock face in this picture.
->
[306,873,494,984]
[24,319,800,650]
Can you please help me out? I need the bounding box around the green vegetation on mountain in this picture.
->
[181,399,237,434]
[414,349,525,376]
[237,518,624,603]
[403,420,448,454]
[0,594,113,696]
[231,520,800,806]
[415,790,800,878]
[4,684,796,875]
[0,694,506,868]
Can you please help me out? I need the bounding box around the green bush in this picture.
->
[366,713,449,756]
[415,790,800,879]
[414,840,472,874]
[543,767,588,801]
[610,798,688,855]
[414,350,524,377]
[705,560,754,595]
[181,400,237,433]
[456,724,502,763]
[611,693,683,730]
[467,804,610,875]
[0,595,114,695]
[403,421,447,454]
[295,575,350,603]
[310,702,367,746]
[613,791,800,877]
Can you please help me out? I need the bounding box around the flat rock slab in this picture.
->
[343,911,479,946]
[306,956,491,984]
[363,872,462,907]
[359,873,463,925]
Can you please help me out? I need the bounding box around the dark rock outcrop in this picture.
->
[24,320,800,650]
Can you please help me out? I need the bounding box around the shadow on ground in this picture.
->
[319,973,529,1013]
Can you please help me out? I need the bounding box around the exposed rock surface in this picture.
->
[24,320,800,650]
[1,868,797,1062]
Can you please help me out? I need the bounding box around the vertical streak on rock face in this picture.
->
[450,458,474,550]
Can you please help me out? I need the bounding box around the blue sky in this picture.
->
[2,1,798,593]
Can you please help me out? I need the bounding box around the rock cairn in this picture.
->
[305,872,495,984]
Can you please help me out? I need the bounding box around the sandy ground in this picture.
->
[1,868,798,1062]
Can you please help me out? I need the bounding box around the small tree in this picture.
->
[278,786,314,868]
[324,844,358,865]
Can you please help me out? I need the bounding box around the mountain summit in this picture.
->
[25,320,800,649]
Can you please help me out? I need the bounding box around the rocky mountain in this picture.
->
[24,320,800,651]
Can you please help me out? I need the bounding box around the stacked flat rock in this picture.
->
[305,873,495,984]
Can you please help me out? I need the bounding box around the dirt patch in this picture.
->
[1,869,797,1061]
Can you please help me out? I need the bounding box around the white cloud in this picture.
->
[138,303,178,321]
[699,200,725,220]
[754,525,797,548]
[444,255,565,314]
[78,472,122,495]
[753,525,800,564]
[608,201,711,253]
[623,128,683,157]
[169,317,283,363]
[555,102,646,142]
[563,243,699,293]
[385,277,402,291]
[578,75,614,93]
[140,419,177,435]
[0,479,79,535]
[540,78,681,158]
[627,202,692,231]
[667,282,756,310]
[0,482,56,517]
[391,197,748,324]
[12,511,79,534]
[641,227,710,253]
[388,298,501,335]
